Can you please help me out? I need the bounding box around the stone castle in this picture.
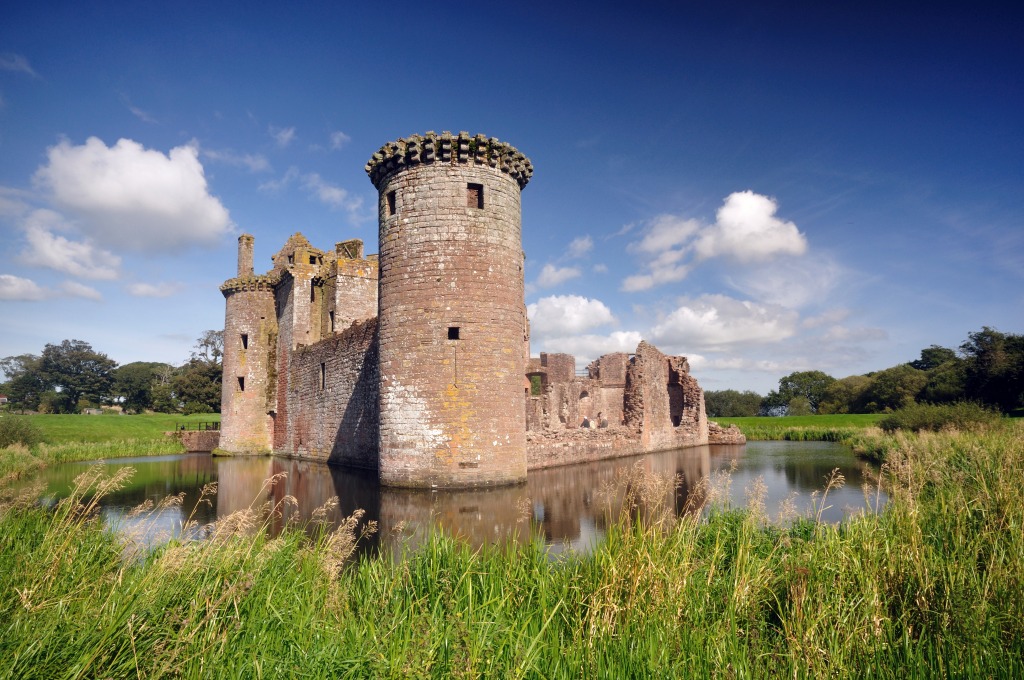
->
[218,132,742,488]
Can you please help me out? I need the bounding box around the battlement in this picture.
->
[220,272,282,297]
[365,131,533,190]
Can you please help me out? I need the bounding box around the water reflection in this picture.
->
[13,441,885,555]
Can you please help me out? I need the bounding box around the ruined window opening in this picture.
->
[320,363,326,389]
[329,310,335,332]
[287,254,294,264]
[467,183,484,209]
[386,190,396,216]
[237,376,245,392]
[530,374,543,396]
[310,286,315,302]
[448,326,460,340]
[241,333,248,350]
[309,255,317,265]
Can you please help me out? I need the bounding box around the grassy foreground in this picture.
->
[2,423,1022,678]
[0,413,219,483]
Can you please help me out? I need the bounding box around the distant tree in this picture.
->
[910,345,958,371]
[768,370,836,414]
[38,340,117,414]
[960,327,1024,412]
[818,375,873,414]
[151,364,179,413]
[759,390,788,417]
[704,389,763,417]
[113,362,171,414]
[919,359,967,404]
[0,354,45,413]
[191,330,224,367]
[173,359,222,413]
[786,395,813,416]
[860,365,928,412]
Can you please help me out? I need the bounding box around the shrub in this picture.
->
[0,415,44,448]
[878,402,1000,433]
[182,401,214,416]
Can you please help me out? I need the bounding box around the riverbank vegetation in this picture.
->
[1,421,1021,677]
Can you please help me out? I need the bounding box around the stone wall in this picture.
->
[170,429,222,452]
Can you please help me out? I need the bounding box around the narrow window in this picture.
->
[287,254,294,264]
[386,190,396,216]
[329,310,335,332]
[241,333,248,350]
[309,255,317,265]
[320,363,326,389]
[237,376,245,392]
[310,286,315,302]
[467,183,483,209]
[448,326,460,340]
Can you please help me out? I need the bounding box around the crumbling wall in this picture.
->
[283,318,379,469]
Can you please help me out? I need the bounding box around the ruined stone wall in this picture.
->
[369,132,531,488]
[625,341,708,452]
[219,277,277,454]
[333,256,378,330]
[280,318,379,469]
[272,275,294,451]
[541,352,575,383]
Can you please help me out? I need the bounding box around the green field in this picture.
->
[715,413,885,441]
[1,422,1021,677]
[5,412,220,444]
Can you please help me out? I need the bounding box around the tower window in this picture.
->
[467,183,484,209]
[309,255,317,265]
[448,326,460,340]
[241,333,248,350]
[329,310,335,331]
[310,286,315,302]
[237,376,245,392]
[386,190,396,216]
[320,362,326,389]
[287,254,294,264]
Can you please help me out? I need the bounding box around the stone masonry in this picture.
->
[219,131,743,489]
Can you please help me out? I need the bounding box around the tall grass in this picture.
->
[0,438,185,486]
[2,421,1022,677]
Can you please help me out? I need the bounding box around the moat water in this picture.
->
[14,441,886,556]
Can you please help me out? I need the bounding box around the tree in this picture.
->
[773,371,836,414]
[910,345,958,371]
[704,389,763,417]
[191,330,223,367]
[818,375,873,414]
[173,359,222,413]
[918,359,966,404]
[860,365,928,412]
[113,362,171,414]
[960,327,1024,412]
[38,339,117,413]
[0,354,44,413]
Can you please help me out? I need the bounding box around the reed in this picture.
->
[1,422,1021,678]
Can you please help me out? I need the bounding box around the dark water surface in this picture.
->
[14,441,885,555]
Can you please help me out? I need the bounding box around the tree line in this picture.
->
[0,331,223,415]
[705,327,1024,417]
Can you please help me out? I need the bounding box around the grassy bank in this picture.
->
[1,422,1021,677]
[716,414,885,442]
[0,413,216,483]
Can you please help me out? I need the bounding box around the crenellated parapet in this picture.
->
[220,272,282,297]
[365,131,533,190]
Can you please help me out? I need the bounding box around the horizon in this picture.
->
[1,2,1021,394]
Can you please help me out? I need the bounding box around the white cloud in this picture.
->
[201,147,270,172]
[0,274,47,301]
[269,125,296,148]
[127,281,184,297]
[302,173,363,217]
[532,331,644,367]
[0,53,37,77]
[59,280,102,300]
[801,308,850,329]
[568,235,593,258]
[726,255,840,308]
[693,191,807,262]
[592,263,608,274]
[119,94,157,124]
[536,263,581,288]
[649,294,799,351]
[20,210,121,280]
[258,166,299,193]
[33,137,232,252]
[621,192,806,292]
[329,131,351,150]
[527,295,616,335]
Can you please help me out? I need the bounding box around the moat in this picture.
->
[18,442,885,556]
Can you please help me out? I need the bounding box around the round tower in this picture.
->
[218,234,278,454]
[366,132,533,488]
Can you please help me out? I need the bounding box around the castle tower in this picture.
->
[218,234,278,454]
[366,132,533,488]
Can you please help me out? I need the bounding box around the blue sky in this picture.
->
[1,1,1021,394]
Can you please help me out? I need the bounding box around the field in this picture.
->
[716,413,885,441]
[6,412,221,443]
[1,421,1021,677]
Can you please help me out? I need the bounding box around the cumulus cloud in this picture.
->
[303,173,363,217]
[127,281,184,297]
[201,147,270,172]
[0,53,37,77]
[20,209,121,279]
[568,235,593,258]
[59,280,102,300]
[329,131,351,150]
[269,125,296,148]
[527,295,616,335]
[649,294,799,351]
[0,274,47,301]
[33,137,232,251]
[621,192,806,292]
[536,263,582,288]
[532,331,644,367]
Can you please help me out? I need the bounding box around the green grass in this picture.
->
[4,413,220,444]
[1,422,1022,677]
[715,414,885,441]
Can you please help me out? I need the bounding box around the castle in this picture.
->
[218,132,743,488]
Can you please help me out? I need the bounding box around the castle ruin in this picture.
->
[219,132,743,488]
